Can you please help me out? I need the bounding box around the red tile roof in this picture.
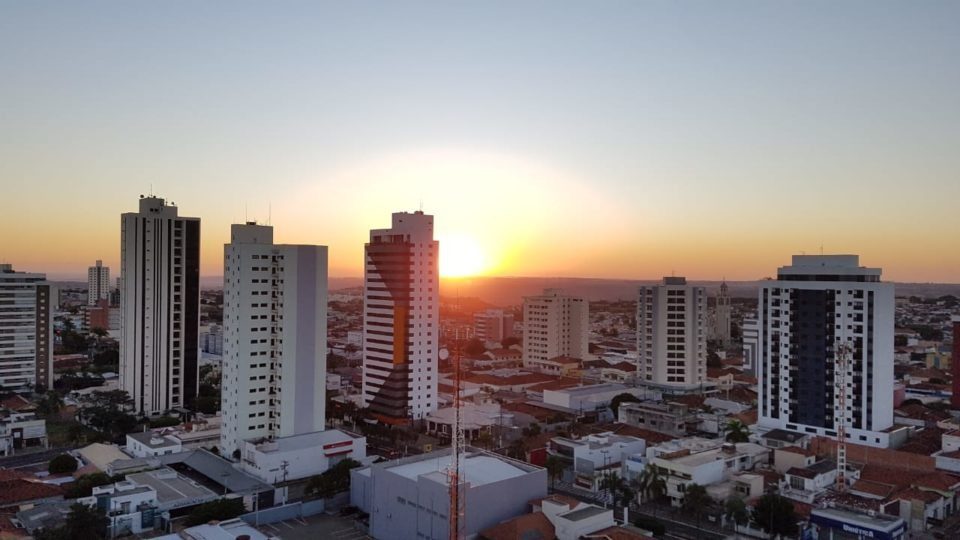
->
[592,423,676,444]
[479,511,555,540]
[464,372,555,387]
[896,487,943,504]
[913,472,960,492]
[0,395,35,412]
[850,479,897,498]
[0,478,63,506]
[525,378,583,393]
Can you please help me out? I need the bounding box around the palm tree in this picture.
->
[599,472,632,509]
[545,455,565,487]
[682,483,713,532]
[725,420,750,443]
[634,464,667,506]
[724,496,749,533]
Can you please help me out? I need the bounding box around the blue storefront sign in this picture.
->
[810,511,906,540]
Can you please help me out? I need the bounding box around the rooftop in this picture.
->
[126,468,216,509]
[388,452,532,488]
[561,504,608,522]
[127,430,179,449]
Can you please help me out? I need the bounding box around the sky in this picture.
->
[1,1,959,282]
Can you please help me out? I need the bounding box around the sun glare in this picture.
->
[439,233,486,277]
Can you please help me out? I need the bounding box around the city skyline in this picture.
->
[3,2,959,282]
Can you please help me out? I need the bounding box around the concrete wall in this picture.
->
[363,464,547,540]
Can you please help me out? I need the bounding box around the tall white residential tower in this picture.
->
[636,277,706,387]
[521,289,589,368]
[87,260,110,306]
[361,211,439,423]
[120,196,201,415]
[219,223,328,456]
[757,255,894,448]
[0,265,54,392]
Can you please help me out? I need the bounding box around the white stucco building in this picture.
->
[0,265,54,392]
[522,289,588,370]
[238,429,366,485]
[637,277,706,387]
[87,260,111,306]
[220,223,328,456]
[120,196,201,415]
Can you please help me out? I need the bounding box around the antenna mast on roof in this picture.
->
[447,322,466,539]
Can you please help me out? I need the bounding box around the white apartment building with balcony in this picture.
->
[220,223,328,457]
[87,260,111,306]
[757,255,895,448]
[0,264,53,392]
[637,277,706,387]
[120,196,201,415]
[522,289,588,370]
[361,211,439,423]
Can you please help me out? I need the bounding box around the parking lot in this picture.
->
[260,513,370,540]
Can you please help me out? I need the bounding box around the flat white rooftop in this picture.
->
[388,452,530,487]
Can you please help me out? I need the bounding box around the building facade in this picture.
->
[220,223,328,456]
[473,309,515,344]
[741,317,759,375]
[87,260,111,306]
[712,281,732,346]
[0,264,53,392]
[636,277,706,387]
[120,196,201,415]
[757,255,895,448]
[361,211,439,423]
[522,289,589,369]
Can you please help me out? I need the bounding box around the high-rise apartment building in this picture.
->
[757,255,894,448]
[474,309,515,344]
[521,289,589,369]
[361,211,439,423]
[220,223,329,456]
[87,260,110,306]
[120,196,200,415]
[0,265,53,392]
[951,316,959,410]
[712,281,732,346]
[741,317,759,375]
[636,277,706,387]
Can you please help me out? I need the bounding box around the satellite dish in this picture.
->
[439,348,450,361]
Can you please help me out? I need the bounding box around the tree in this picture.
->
[725,420,750,443]
[725,496,749,532]
[464,338,486,356]
[521,422,541,437]
[507,438,527,460]
[48,453,78,474]
[751,493,798,538]
[35,503,109,540]
[682,483,713,531]
[633,464,666,507]
[599,472,634,509]
[545,455,566,487]
[474,431,494,450]
[502,336,521,348]
[64,473,122,499]
[78,390,138,442]
[707,351,723,368]
[185,498,245,526]
[305,458,362,499]
[608,392,641,418]
[36,391,65,417]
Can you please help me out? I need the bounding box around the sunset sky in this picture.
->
[2,2,958,282]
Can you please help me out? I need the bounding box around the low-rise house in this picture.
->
[126,431,182,458]
[618,401,698,437]
[524,355,581,377]
[648,442,768,506]
[781,460,860,504]
[0,410,48,456]
[77,480,159,536]
[238,429,366,485]
[549,433,646,492]
[425,402,514,443]
[0,470,64,511]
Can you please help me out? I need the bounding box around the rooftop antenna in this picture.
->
[149,183,153,196]
[245,204,248,223]
[820,242,824,255]
[268,203,272,226]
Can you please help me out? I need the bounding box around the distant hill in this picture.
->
[190,276,960,306]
